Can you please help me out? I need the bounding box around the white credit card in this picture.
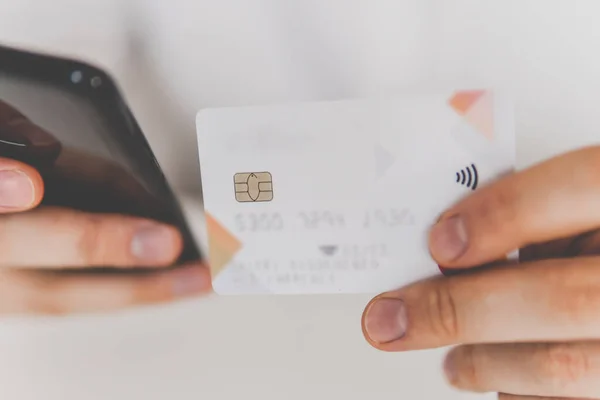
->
[196,90,515,295]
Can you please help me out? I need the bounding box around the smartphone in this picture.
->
[0,44,201,265]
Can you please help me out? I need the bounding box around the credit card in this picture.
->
[196,90,515,294]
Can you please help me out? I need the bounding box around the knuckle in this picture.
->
[548,266,600,324]
[471,187,519,239]
[136,274,173,304]
[562,286,600,323]
[425,282,460,341]
[457,345,482,388]
[76,215,110,265]
[536,343,590,389]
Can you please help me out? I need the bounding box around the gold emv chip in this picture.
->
[234,172,273,202]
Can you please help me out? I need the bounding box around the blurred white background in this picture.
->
[0,1,599,399]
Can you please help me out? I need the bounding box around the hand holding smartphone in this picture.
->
[0,44,210,315]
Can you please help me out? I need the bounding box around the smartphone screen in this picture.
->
[0,45,200,263]
[0,75,139,179]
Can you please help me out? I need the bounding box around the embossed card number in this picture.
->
[233,209,417,233]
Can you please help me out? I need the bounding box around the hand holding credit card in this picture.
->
[196,90,515,294]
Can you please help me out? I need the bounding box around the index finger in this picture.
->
[362,257,600,352]
[429,146,600,269]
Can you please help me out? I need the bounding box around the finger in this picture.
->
[0,263,211,315]
[444,342,600,399]
[0,156,43,211]
[0,206,183,268]
[362,257,600,351]
[428,146,600,268]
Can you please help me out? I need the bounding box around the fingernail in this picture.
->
[0,170,34,208]
[430,215,468,263]
[443,351,458,384]
[364,298,408,343]
[131,224,178,263]
[171,268,210,296]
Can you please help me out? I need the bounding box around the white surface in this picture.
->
[0,0,598,399]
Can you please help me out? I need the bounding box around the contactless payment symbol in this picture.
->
[234,172,273,202]
[455,164,479,190]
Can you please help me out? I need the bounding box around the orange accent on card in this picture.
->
[205,212,242,278]
[449,90,494,141]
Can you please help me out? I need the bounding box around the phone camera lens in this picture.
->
[90,76,102,88]
[70,70,83,84]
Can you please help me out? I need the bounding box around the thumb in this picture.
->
[0,157,43,212]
